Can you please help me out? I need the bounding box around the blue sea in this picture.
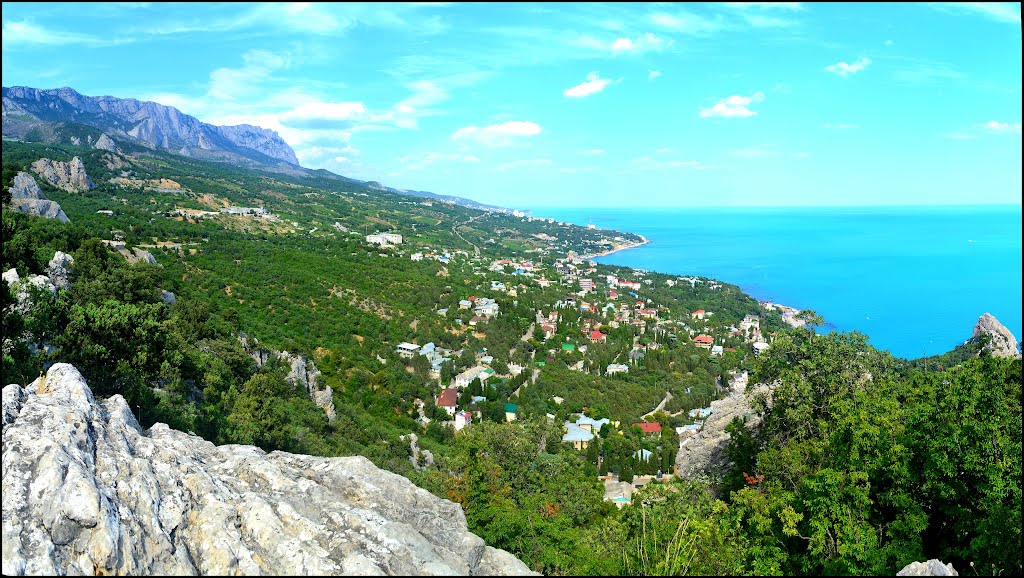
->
[531,206,1022,360]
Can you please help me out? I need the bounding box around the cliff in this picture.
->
[7,171,70,222]
[3,86,300,167]
[30,157,94,193]
[973,312,1021,359]
[1,364,536,576]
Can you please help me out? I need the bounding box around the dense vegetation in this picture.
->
[3,141,1019,575]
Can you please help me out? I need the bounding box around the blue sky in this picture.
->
[2,2,1021,208]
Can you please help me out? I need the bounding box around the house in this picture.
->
[475,302,500,317]
[691,309,706,320]
[561,343,576,352]
[537,278,550,288]
[504,403,518,422]
[455,366,494,388]
[633,422,662,435]
[410,252,424,261]
[366,233,403,245]
[396,342,420,359]
[693,335,713,349]
[419,342,436,356]
[689,407,712,419]
[711,345,724,356]
[469,315,488,326]
[753,341,770,357]
[575,414,610,433]
[629,349,645,363]
[437,388,459,416]
[458,300,473,309]
[606,363,629,375]
[589,330,607,343]
[454,410,473,431]
[562,423,595,450]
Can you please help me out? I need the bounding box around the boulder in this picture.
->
[1,364,537,576]
[46,251,74,291]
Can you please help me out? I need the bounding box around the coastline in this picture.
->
[582,235,650,259]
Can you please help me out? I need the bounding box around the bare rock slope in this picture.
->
[973,312,1021,359]
[2,364,535,576]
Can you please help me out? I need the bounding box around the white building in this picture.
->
[396,342,420,359]
[366,233,403,245]
[606,363,629,375]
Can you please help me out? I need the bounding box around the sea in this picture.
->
[530,205,1022,360]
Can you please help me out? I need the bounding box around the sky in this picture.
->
[2,2,1021,208]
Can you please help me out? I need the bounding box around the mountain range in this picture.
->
[2,86,503,211]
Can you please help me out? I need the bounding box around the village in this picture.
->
[361,226,792,507]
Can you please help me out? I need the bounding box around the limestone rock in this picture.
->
[675,381,774,483]
[2,268,56,314]
[30,157,94,193]
[249,345,337,423]
[9,172,44,200]
[159,290,176,305]
[897,559,958,576]
[7,172,70,223]
[94,133,118,153]
[973,313,1021,359]
[46,251,74,291]
[1,363,537,576]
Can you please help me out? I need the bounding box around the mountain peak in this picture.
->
[2,85,300,166]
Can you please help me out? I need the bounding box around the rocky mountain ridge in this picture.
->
[1,364,535,576]
[3,86,300,167]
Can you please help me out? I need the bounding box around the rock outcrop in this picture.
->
[7,171,70,223]
[675,381,774,483]
[973,313,1021,359]
[897,559,958,576]
[46,251,74,291]
[3,268,56,314]
[93,133,118,153]
[249,344,337,422]
[2,364,536,576]
[30,157,94,193]
[4,86,300,166]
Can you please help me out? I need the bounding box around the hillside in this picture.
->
[2,86,505,210]
[3,135,1020,575]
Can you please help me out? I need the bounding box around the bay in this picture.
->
[531,205,1022,360]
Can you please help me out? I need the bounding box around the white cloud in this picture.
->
[610,32,667,53]
[499,159,554,172]
[648,69,662,81]
[928,2,1021,24]
[1,20,129,47]
[452,121,542,147]
[699,91,765,118]
[649,10,724,34]
[723,2,804,10]
[398,152,480,171]
[825,57,871,77]
[983,120,1022,134]
[279,101,369,129]
[564,72,611,98]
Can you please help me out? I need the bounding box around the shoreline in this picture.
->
[582,235,650,259]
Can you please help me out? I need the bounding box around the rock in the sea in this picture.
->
[1,364,537,576]
[30,156,94,193]
[897,559,958,576]
[46,251,74,291]
[973,313,1021,359]
[7,172,71,223]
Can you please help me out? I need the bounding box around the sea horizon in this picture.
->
[528,204,1022,360]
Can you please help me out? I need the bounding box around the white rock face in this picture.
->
[973,313,1021,359]
[897,559,958,576]
[46,251,74,291]
[675,381,774,482]
[251,347,337,422]
[2,364,536,576]
[30,156,94,193]
[7,172,71,223]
